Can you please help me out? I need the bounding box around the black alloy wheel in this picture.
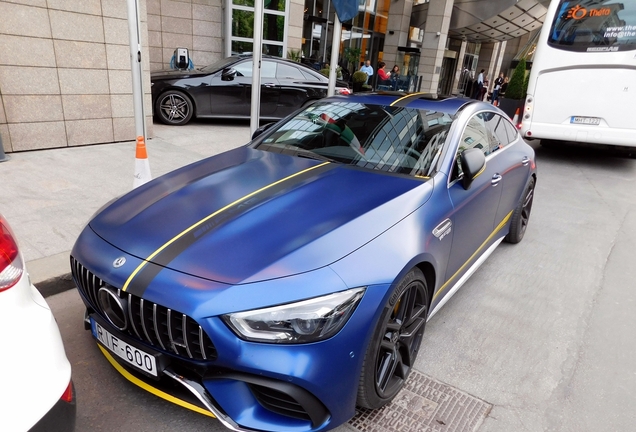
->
[357,268,429,409]
[156,90,193,125]
[505,177,535,244]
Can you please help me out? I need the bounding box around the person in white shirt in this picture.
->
[472,69,485,99]
[359,60,374,84]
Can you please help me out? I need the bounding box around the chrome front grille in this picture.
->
[71,256,217,361]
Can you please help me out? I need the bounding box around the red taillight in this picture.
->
[60,381,74,403]
[0,214,24,292]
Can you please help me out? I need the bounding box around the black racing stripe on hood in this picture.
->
[124,162,335,297]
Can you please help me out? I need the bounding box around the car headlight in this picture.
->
[223,287,365,343]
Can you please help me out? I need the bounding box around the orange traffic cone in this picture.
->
[512,108,520,126]
[133,136,152,188]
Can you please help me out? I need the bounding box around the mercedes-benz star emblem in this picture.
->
[98,286,128,331]
[113,257,126,268]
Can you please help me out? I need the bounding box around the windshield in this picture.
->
[548,0,636,52]
[253,101,453,178]
[200,57,240,73]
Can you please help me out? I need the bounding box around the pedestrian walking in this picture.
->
[491,72,504,105]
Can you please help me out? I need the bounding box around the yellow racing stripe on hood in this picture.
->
[122,162,330,291]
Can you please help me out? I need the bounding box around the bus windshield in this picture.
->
[548,0,636,52]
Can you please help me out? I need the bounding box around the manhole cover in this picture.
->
[348,370,491,432]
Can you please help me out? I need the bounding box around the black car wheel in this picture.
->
[505,177,535,244]
[156,90,193,125]
[357,268,428,409]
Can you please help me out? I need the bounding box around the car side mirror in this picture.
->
[459,148,486,190]
[221,68,237,81]
[251,122,275,140]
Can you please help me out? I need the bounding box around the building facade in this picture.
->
[0,0,549,154]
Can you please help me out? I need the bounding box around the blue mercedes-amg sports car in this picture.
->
[71,93,536,432]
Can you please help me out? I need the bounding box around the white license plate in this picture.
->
[571,116,600,125]
[92,319,158,377]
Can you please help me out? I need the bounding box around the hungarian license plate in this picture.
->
[91,319,158,377]
[571,116,600,125]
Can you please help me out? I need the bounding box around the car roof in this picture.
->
[323,92,476,116]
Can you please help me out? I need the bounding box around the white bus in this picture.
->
[521,0,636,147]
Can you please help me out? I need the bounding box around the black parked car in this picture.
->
[151,55,351,126]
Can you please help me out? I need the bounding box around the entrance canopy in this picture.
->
[412,0,552,42]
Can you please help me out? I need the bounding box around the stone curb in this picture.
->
[35,273,76,298]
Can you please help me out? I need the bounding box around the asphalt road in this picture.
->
[46,142,636,432]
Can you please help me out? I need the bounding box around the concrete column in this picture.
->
[417,0,454,93]
[451,40,467,95]
[383,0,413,66]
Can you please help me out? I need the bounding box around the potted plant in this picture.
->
[287,49,302,63]
[319,65,343,80]
[499,58,527,118]
[343,47,361,76]
[352,71,368,93]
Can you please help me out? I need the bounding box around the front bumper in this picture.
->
[71,227,390,431]
[85,308,378,432]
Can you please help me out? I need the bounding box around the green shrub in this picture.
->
[320,66,343,79]
[287,49,302,62]
[506,58,527,100]
[352,71,368,84]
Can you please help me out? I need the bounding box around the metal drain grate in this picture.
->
[348,370,492,432]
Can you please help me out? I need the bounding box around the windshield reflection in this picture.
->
[254,102,453,178]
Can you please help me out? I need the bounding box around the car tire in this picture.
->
[156,90,194,126]
[505,177,535,244]
[356,268,429,409]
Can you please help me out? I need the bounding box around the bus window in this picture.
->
[548,0,636,52]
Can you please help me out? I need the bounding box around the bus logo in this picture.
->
[567,5,587,20]
[566,5,611,20]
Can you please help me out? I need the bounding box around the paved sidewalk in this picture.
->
[0,120,251,296]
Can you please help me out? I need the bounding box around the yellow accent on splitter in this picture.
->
[97,344,215,418]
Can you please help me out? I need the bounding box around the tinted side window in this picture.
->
[503,119,518,144]
[233,60,277,78]
[277,63,305,80]
[234,61,252,77]
[482,113,513,153]
[453,114,490,180]
[262,61,277,78]
[459,115,490,156]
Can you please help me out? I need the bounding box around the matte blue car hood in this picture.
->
[89,147,432,284]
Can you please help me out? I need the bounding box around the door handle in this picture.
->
[264,82,276,88]
[491,174,502,186]
[521,156,530,166]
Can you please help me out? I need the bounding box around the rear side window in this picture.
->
[277,63,305,80]
[548,0,636,52]
[300,69,321,81]
[482,113,515,153]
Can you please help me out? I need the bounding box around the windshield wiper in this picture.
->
[265,143,338,163]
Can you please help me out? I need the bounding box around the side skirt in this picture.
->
[427,236,505,321]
